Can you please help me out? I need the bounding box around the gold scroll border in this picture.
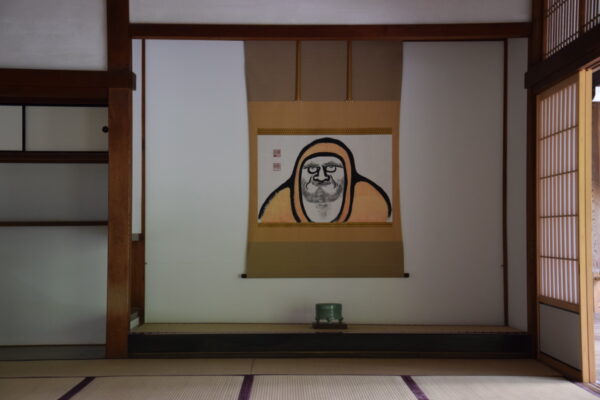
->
[257,127,393,226]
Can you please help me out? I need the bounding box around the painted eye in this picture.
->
[307,166,319,174]
[324,165,337,173]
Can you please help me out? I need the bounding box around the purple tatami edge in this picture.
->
[57,376,95,400]
[238,375,254,400]
[402,375,430,400]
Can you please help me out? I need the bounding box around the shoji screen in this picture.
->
[584,0,600,31]
[543,0,600,58]
[537,71,593,380]
[538,78,579,308]
[544,0,579,58]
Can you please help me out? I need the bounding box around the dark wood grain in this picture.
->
[503,39,509,327]
[106,88,133,359]
[0,151,108,163]
[0,221,107,227]
[130,23,531,41]
[128,332,532,358]
[528,0,544,358]
[107,0,132,71]
[106,0,133,359]
[0,87,108,105]
[0,69,134,89]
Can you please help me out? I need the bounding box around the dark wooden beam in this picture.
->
[0,69,135,89]
[525,23,600,92]
[0,151,108,163]
[106,0,133,359]
[0,221,108,227]
[0,69,134,104]
[0,87,108,106]
[130,23,531,41]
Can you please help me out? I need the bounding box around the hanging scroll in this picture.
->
[244,41,404,277]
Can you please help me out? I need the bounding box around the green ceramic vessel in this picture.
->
[315,303,343,324]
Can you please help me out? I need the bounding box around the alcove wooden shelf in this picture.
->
[0,221,108,227]
[0,151,108,163]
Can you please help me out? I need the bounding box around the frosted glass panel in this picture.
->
[26,106,108,151]
[0,106,22,151]
[0,164,108,221]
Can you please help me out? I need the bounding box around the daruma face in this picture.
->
[299,155,346,222]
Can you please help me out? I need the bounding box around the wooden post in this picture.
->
[106,0,133,359]
[527,0,545,357]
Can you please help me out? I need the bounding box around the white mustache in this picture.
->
[301,181,344,203]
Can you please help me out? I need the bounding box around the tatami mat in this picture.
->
[251,358,560,376]
[0,377,82,400]
[133,323,520,334]
[251,375,416,400]
[413,376,599,400]
[0,358,252,378]
[73,376,243,400]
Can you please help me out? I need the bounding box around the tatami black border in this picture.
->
[238,375,254,400]
[57,376,95,400]
[402,375,429,400]
[128,332,531,357]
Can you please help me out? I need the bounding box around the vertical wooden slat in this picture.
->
[295,41,301,101]
[346,40,352,101]
[106,0,133,359]
[578,69,594,382]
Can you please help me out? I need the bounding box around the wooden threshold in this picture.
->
[130,23,531,41]
[0,151,108,163]
[133,323,522,335]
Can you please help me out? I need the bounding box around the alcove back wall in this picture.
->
[144,39,527,325]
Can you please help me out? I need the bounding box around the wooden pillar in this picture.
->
[527,0,545,356]
[106,0,133,358]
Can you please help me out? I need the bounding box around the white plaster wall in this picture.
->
[507,38,529,332]
[0,164,108,221]
[145,40,505,324]
[0,0,107,70]
[539,304,582,369]
[131,0,531,24]
[0,227,107,345]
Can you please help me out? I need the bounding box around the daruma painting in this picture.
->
[258,136,392,223]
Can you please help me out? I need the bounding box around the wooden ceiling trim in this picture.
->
[130,22,531,41]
